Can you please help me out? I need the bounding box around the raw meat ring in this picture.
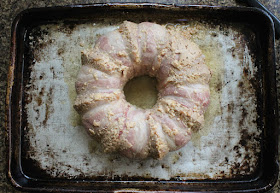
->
[74,21,211,159]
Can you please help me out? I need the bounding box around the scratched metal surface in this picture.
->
[22,14,261,180]
[1,0,280,193]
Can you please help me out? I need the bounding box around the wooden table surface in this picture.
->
[0,0,279,192]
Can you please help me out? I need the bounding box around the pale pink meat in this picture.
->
[160,84,210,112]
[120,107,150,159]
[137,22,167,76]
[75,65,124,94]
[74,21,211,159]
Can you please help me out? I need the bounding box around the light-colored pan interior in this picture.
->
[24,19,260,180]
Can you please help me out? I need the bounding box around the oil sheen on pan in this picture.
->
[23,20,260,180]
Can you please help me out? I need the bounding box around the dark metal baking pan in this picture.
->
[7,3,278,192]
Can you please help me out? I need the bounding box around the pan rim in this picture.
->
[6,3,278,192]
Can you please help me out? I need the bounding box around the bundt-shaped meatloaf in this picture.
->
[74,21,211,159]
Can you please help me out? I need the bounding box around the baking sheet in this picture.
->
[23,19,260,180]
[7,4,278,192]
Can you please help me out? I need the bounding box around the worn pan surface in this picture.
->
[7,3,278,192]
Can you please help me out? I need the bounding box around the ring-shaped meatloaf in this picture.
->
[74,21,211,159]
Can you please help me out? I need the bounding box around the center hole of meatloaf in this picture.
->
[123,75,158,109]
